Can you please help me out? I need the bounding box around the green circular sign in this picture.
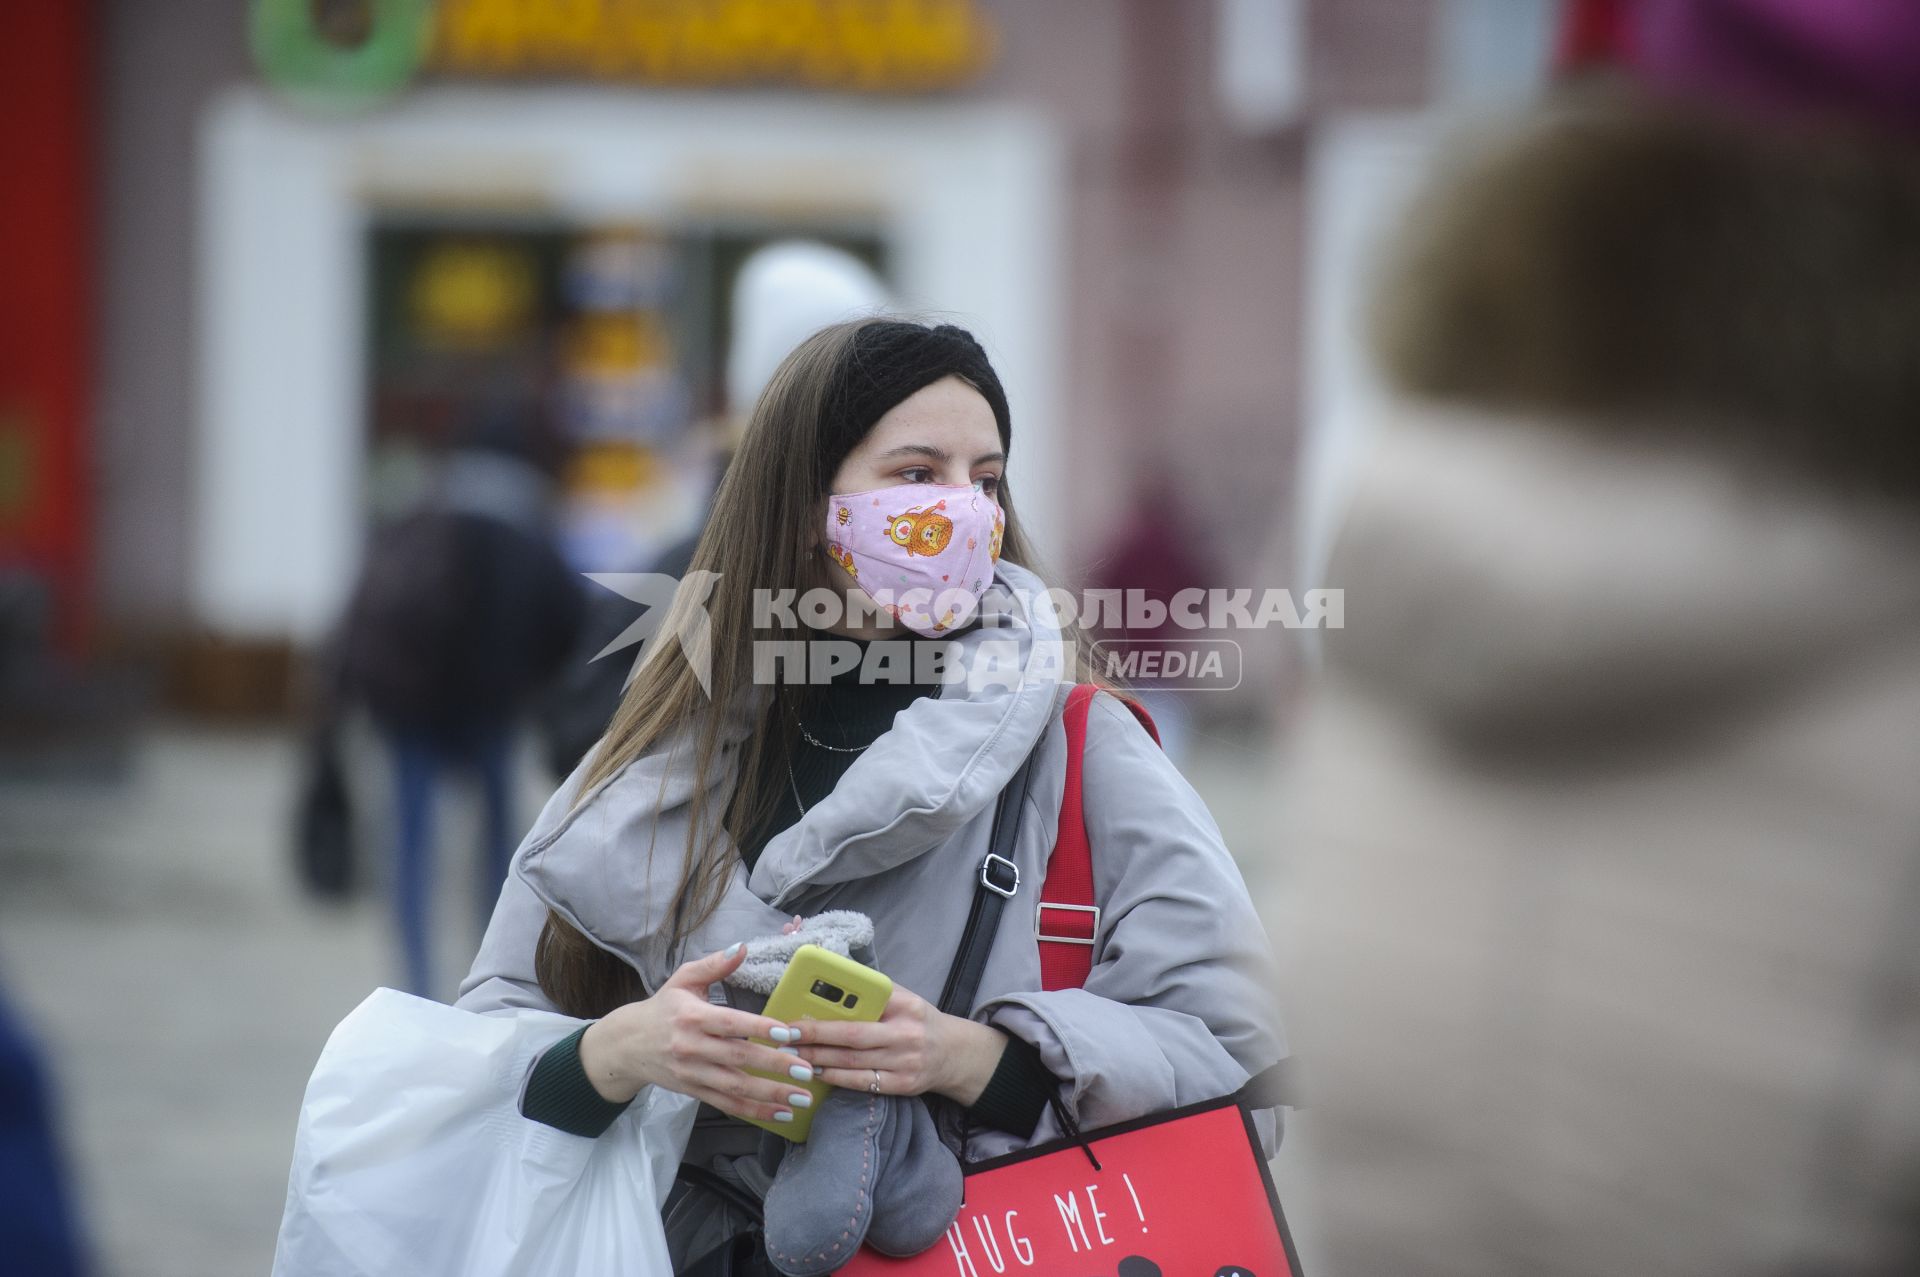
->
[250,0,434,106]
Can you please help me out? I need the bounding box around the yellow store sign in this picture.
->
[431,0,998,92]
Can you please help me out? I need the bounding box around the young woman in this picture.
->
[456,319,1286,1268]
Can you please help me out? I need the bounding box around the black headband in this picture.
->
[819,322,1012,481]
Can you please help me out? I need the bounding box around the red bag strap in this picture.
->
[1038,684,1159,991]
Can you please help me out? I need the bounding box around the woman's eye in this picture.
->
[973,474,1001,496]
[901,467,934,484]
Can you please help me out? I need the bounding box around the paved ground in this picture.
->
[0,714,1319,1276]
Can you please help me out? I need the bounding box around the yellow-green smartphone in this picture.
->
[743,944,892,1142]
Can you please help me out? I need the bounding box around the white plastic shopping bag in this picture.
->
[272,988,696,1276]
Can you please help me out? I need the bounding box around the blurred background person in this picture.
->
[1085,470,1219,765]
[331,401,585,997]
[535,240,891,779]
[1279,1,1920,1274]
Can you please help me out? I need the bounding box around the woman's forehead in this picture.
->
[861,377,1000,453]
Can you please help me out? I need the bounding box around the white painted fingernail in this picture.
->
[770,1026,798,1042]
[788,1063,814,1082]
[773,1110,794,1123]
[723,942,744,958]
[778,1046,799,1056]
[788,1092,813,1108]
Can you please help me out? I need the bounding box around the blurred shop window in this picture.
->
[361,218,885,579]
[529,232,892,777]
[365,225,560,524]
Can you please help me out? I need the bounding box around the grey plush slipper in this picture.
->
[861,1094,964,1259]
[760,1088,963,1276]
[722,911,877,996]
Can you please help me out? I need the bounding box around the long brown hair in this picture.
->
[535,318,1104,1018]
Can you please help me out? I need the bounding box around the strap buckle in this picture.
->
[980,853,1021,898]
[1036,901,1100,947]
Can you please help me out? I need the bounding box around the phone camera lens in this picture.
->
[810,979,846,1003]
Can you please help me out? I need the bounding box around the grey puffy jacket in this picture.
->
[457,559,1287,1165]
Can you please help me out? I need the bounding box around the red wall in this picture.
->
[0,0,94,657]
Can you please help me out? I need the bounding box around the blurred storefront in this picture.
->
[179,1,1081,715]
[71,0,1541,718]
[194,70,1048,653]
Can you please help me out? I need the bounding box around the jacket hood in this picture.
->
[517,557,1071,954]
[1319,404,1920,756]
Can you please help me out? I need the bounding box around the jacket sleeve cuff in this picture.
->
[520,1023,633,1138]
[965,1033,1058,1138]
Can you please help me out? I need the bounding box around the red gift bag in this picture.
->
[835,1095,1299,1277]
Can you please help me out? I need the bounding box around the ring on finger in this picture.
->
[869,1068,882,1095]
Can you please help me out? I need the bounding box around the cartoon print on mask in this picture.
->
[822,482,1000,638]
[888,500,954,557]
[987,505,1005,561]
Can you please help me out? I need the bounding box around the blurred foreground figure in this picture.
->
[337,409,583,996]
[1284,3,1920,1274]
[0,983,86,1276]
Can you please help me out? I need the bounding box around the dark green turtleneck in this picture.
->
[521,633,1057,1140]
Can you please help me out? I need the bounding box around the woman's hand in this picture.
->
[793,984,1011,1106]
[576,943,816,1125]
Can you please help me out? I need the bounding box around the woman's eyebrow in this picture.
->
[878,444,950,462]
[876,444,1007,466]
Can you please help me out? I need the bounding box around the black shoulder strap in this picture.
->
[936,750,1039,1017]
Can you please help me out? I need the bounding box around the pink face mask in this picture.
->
[823,481,1005,636]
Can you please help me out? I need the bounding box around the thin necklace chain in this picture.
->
[787,701,869,753]
[782,692,862,817]
[786,755,809,816]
